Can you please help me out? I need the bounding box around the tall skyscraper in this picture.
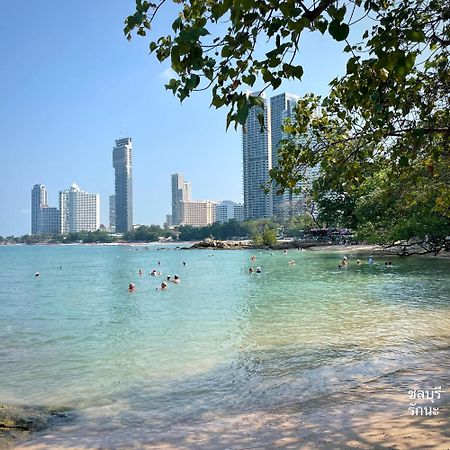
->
[270,93,301,216]
[242,92,272,220]
[171,173,192,226]
[31,184,48,234]
[113,137,133,232]
[31,184,60,235]
[59,183,100,233]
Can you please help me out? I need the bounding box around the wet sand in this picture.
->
[11,357,449,450]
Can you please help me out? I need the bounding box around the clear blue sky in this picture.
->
[0,1,352,236]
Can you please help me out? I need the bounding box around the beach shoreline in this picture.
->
[10,356,449,450]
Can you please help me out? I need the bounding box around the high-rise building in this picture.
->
[242,92,272,220]
[179,200,217,227]
[31,184,59,235]
[216,201,245,223]
[171,173,192,226]
[113,137,133,232]
[31,184,48,234]
[109,195,116,232]
[270,93,301,216]
[39,207,60,234]
[59,183,100,233]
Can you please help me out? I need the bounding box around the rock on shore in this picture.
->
[186,239,323,250]
[0,404,70,445]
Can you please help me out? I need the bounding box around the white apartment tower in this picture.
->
[216,201,245,223]
[242,92,273,220]
[59,183,100,233]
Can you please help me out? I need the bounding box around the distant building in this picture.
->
[270,93,301,216]
[39,207,60,234]
[31,184,48,235]
[31,184,59,235]
[233,203,245,222]
[242,92,273,220]
[109,195,116,232]
[179,200,217,227]
[216,201,245,223]
[165,214,173,228]
[59,183,100,233]
[171,173,192,226]
[113,137,133,232]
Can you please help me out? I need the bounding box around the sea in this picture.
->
[0,244,449,448]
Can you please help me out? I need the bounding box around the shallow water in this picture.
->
[0,245,449,446]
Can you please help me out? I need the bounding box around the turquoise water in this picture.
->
[0,245,449,444]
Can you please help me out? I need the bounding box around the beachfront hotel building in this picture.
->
[59,183,100,233]
[31,184,60,235]
[270,92,301,217]
[179,200,218,227]
[113,137,133,232]
[215,201,245,223]
[171,173,192,226]
[242,92,273,220]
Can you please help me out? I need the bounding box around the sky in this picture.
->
[0,1,353,236]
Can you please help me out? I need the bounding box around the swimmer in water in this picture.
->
[172,274,180,284]
[251,255,256,261]
[356,259,362,265]
[138,269,143,275]
[288,260,296,265]
[128,283,135,292]
[340,256,348,267]
[150,269,157,276]
[368,256,374,264]
[183,261,186,266]
[166,275,171,282]
[160,282,167,290]
[256,266,262,273]
[248,267,254,273]
[35,272,40,277]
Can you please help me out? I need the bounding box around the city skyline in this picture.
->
[0,2,350,236]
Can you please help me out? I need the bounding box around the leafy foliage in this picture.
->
[125,0,449,248]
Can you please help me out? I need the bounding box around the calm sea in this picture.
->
[0,245,449,447]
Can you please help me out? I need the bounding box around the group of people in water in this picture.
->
[338,255,394,269]
[129,262,186,292]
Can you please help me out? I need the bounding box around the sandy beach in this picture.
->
[10,363,449,450]
[8,348,449,450]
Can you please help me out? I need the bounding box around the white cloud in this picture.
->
[158,67,177,81]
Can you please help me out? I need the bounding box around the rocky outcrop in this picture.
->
[185,239,326,250]
[187,239,254,250]
[0,404,70,440]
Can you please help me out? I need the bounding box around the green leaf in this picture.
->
[405,29,425,43]
[398,156,409,167]
[271,77,282,89]
[236,102,250,125]
[329,21,350,41]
